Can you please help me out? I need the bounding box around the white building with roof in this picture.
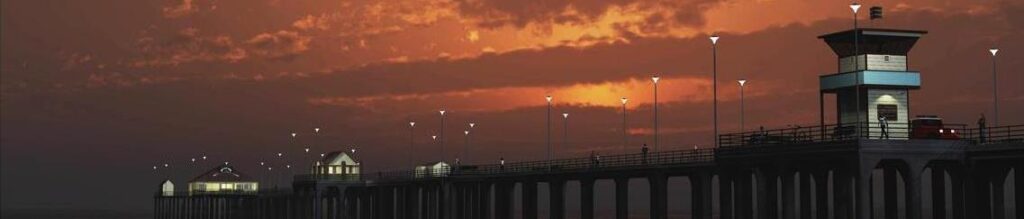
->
[311,151,361,181]
[414,161,450,178]
[187,164,258,195]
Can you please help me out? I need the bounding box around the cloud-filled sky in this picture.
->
[2,0,1022,211]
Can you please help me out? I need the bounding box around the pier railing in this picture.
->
[356,123,1021,183]
[718,122,1022,147]
[293,174,361,182]
[362,148,715,182]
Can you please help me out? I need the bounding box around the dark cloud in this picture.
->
[455,0,721,29]
[132,27,246,67]
[245,30,312,61]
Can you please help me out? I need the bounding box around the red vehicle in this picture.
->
[910,116,960,140]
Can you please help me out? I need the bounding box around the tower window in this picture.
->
[877,104,898,121]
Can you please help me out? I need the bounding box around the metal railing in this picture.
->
[718,122,1023,147]
[958,125,1024,144]
[293,174,361,182]
[343,123,1022,183]
[361,148,715,182]
[718,122,973,147]
[155,188,291,197]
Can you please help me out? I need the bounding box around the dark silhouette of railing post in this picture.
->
[932,166,946,219]
[691,172,713,219]
[405,185,419,219]
[833,167,853,219]
[813,169,829,219]
[580,178,595,219]
[991,167,1009,219]
[478,182,491,219]
[756,167,777,219]
[718,170,734,219]
[359,189,372,219]
[453,184,464,219]
[550,179,567,219]
[781,169,796,219]
[883,166,898,219]
[799,171,812,219]
[494,182,514,219]
[736,169,754,219]
[1016,163,1024,219]
[648,173,668,219]
[521,181,538,219]
[614,177,628,219]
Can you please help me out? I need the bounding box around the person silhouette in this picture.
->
[978,114,987,143]
[879,116,889,139]
[642,143,650,164]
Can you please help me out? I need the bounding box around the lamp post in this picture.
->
[439,109,446,162]
[431,135,438,162]
[990,47,999,126]
[409,121,416,167]
[621,97,628,153]
[651,75,660,151]
[846,2,864,135]
[463,130,470,163]
[546,95,553,161]
[467,122,475,163]
[313,127,321,156]
[738,79,747,132]
[259,161,266,187]
[710,34,720,148]
[276,152,284,188]
[303,146,311,171]
[562,112,569,159]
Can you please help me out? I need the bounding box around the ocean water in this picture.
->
[0,209,149,219]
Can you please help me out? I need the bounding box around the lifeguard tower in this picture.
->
[818,28,927,139]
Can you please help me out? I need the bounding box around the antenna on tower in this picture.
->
[869,6,883,26]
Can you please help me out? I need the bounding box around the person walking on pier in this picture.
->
[879,116,889,139]
[590,151,597,168]
[499,157,505,171]
[642,143,650,165]
[978,114,987,143]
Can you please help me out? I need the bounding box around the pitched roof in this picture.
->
[322,151,359,165]
[189,164,255,182]
[418,161,448,167]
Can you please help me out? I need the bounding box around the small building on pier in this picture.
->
[188,164,258,195]
[313,151,361,179]
[415,161,450,178]
[160,180,174,196]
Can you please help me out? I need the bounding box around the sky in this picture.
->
[2,0,1023,212]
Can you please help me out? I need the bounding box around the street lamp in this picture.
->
[621,97,628,153]
[738,79,747,132]
[409,121,416,167]
[439,109,446,162]
[710,34,720,148]
[546,95,553,161]
[990,47,1000,126]
[651,75,660,151]
[562,112,569,159]
[850,2,863,132]
[464,130,470,163]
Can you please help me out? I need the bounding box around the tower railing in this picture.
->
[718,122,1022,148]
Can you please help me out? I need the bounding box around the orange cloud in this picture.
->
[307,77,717,112]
